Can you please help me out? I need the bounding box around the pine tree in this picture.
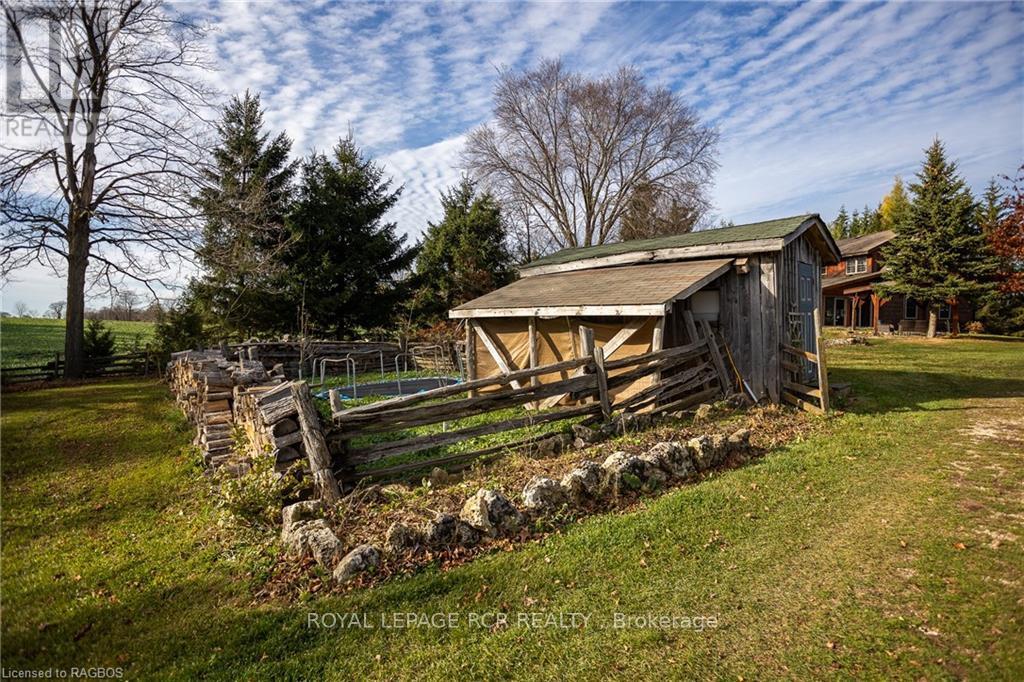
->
[413,179,513,323]
[830,205,850,240]
[849,209,862,238]
[879,176,912,232]
[877,139,995,337]
[193,92,297,337]
[977,178,1006,234]
[283,137,417,336]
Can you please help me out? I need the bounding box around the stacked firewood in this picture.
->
[232,381,306,472]
[167,350,291,468]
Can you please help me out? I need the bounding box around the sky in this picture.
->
[2,0,1023,313]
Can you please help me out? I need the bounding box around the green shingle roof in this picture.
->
[523,214,819,270]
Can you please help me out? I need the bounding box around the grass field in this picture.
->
[1,336,1022,679]
[0,317,155,367]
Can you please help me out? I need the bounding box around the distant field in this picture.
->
[0,317,155,367]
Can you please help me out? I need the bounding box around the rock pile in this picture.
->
[294,425,755,586]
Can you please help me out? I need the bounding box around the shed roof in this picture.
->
[450,259,733,319]
[836,230,896,256]
[520,214,839,277]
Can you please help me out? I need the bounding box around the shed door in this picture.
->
[797,262,817,383]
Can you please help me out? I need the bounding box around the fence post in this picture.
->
[813,308,830,413]
[290,381,343,504]
[699,320,731,396]
[579,326,596,405]
[466,322,478,398]
[592,346,612,420]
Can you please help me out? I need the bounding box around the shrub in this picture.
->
[965,321,984,335]
[154,295,209,355]
[83,318,116,358]
[214,438,302,527]
[975,293,1024,337]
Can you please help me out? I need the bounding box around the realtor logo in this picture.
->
[3,7,68,114]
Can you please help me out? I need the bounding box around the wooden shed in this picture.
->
[450,214,840,404]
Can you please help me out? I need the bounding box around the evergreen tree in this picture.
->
[830,205,850,240]
[977,178,1006,234]
[879,176,912,232]
[193,92,297,337]
[849,209,862,238]
[413,179,513,323]
[877,139,995,337]
[83,318,116,359]
[283,137,417,336]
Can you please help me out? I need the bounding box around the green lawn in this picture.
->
[1,337,1022,679]
[0,317,155,368]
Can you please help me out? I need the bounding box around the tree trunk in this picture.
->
[926,303,939,338]
[63,217,90,378]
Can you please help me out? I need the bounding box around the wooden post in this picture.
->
[466,321,477,398]
[290,381,343,504]
[579,326,595,405]
[700,319,731,396]
[593,345,612,420]
[651,316,665,384]
[871,293,880,335]
[329,388,344,414]
[682,309,700,344]
[813,308,830,414]
[528,317,539,410]
[579,326,595,358]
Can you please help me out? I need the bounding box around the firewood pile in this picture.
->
[167,349,292,469]
[233,382,307,473]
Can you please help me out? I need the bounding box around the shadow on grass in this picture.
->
[829,368,1024,414]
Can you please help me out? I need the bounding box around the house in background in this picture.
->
[821,230,973,333]
[451,214,840,404]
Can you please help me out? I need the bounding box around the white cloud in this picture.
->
[5,0,1022,311]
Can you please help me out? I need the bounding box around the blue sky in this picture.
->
[3,0,1023,312]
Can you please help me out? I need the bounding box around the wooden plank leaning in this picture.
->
[290,381,342,504]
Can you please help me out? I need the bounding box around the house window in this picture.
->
[904,298,918,319]
[939,302,951,319]
[846,256,867,275]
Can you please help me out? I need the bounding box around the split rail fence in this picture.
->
[326,323,730,486]
[0,351,157,385]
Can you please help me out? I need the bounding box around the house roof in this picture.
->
[450,259,733,318]
[836,230,896,256]
[821,269,885,294]
[520,214,840,277]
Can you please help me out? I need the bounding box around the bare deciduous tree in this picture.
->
[1,0,213,376]
[113,289,138,320]
[463,59,718,252]
[14,301,31,317]
[48,300,66,319]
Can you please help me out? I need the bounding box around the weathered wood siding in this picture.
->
[712,232,822,402]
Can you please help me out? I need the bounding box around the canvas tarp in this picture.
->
[472,316,660,404]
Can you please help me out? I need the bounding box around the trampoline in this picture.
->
[317,376,460,402]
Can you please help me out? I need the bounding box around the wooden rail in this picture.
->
[0,351,157,385]
[327,330,726,485]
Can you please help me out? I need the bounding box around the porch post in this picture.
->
[871,292,880,335]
